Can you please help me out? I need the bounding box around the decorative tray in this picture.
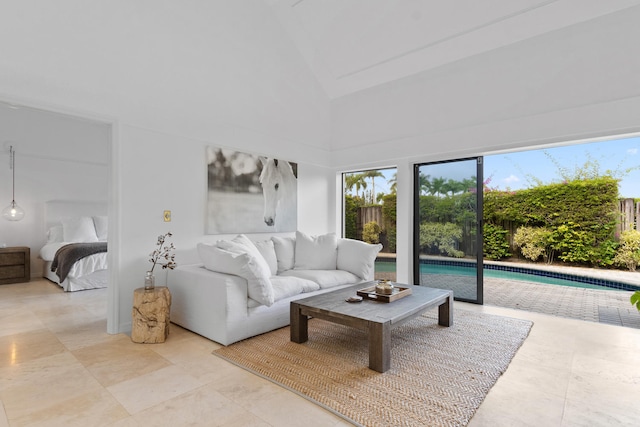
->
[356,284,412,303]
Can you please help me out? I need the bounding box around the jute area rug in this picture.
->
[213,309,532,427]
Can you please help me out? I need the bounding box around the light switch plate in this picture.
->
[163,210,171,222]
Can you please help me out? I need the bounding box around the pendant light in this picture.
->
[2,146,25,221]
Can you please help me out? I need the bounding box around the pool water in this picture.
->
[375,261,628,292]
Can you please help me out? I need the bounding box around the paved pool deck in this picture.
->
[377,261,640,329]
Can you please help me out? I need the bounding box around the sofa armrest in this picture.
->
[168,264,249,345]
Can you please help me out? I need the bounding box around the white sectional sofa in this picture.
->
[168,231,382,345]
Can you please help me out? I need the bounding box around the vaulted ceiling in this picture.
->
[266,0,640,98]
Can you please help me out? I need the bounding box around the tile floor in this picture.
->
[1,279,639,426]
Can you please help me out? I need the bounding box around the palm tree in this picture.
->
[362,170,385,204]
[388,172,397,194]
[418,173,431,195]
[344,173,367,200]
[431,177,446,197]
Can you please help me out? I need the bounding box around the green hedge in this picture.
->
[484,177,619,266]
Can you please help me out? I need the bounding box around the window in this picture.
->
[342,168,397,281]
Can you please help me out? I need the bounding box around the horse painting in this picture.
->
[259,157,297,231]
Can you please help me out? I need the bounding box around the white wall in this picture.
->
[2,1,640,332]
[0,103,109,277]
[0,0,332,333]
[330,5,640,283]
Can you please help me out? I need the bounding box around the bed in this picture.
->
[39,200,109,292]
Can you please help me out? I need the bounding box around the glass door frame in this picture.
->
[412,157,484,304]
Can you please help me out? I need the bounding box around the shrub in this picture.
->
[613,230,640,271]
[483,223,511,260]
[419,222,464,258]
[631,291,640,311]
[514,226,553,263]
[362,221,382,244]
[381,194,397,252]
[344,194,358,240]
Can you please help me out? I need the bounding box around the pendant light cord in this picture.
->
[10,146,15,203]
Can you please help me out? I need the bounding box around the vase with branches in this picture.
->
[146,232,176,289]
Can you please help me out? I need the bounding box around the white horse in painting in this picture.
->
[259,158,297,230]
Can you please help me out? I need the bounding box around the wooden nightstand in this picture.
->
[0,246,30,285]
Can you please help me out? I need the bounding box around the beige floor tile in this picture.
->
[0,352,79,393]
[0,307,46,338]
[0,329,66,367]
[1,279,639,426]
[8,389,129,427]
[49,318,120,351]
[71,335,172,387]
[562,396,639,427]
[107,364,205,414]
[468,383,565,427]
[495,361,571,399]
[0,401,8,427]
[0,357,104,421]
[130,383,269,427]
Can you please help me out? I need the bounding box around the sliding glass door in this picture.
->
[414,158,483,303]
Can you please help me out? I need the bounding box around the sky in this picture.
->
[357,136,640,199]
[484,136,640,198]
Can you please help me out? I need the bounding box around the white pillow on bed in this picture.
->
[61,217,99,243]
[93,216,108,241]
[47,225,64,243]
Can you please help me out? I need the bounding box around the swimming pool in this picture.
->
[375,259,639,292]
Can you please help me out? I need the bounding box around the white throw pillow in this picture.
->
[254,239,278,276]
[61,217,99,243]
[294,231,338,270]
[271,236,295,273]
[197,243,249,276]
[337,238,383,280]
[93,216,108,241]
[216,235,275,306]
[198,241,275,307]
[46,225,64,243]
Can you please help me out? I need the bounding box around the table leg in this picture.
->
[438,294,453,327]
[290,302,308,343]
[369,321,391,373]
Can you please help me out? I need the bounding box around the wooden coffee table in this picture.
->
[290,283,453,373]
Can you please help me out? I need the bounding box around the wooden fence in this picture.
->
[618,198,639,234]
[356,206,383,240]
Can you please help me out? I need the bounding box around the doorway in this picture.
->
[413,158,483,303]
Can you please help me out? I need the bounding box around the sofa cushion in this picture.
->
[280,269,361,289]
[254,239,278,276]
[272,236,295,273]
[247,275,321,308]
[197,240,275,307]
[294,231,337,270]
[337,238,383,280]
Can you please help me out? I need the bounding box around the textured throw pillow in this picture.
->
[294,231,338,270]
[216,235,275,306]
[93,216,108,241]
[254,239,278,276]
[271,236,295,273]
[61,217,99,243]
[197,243,249,276]
[337,238,383,280]
[198,242,275,307]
